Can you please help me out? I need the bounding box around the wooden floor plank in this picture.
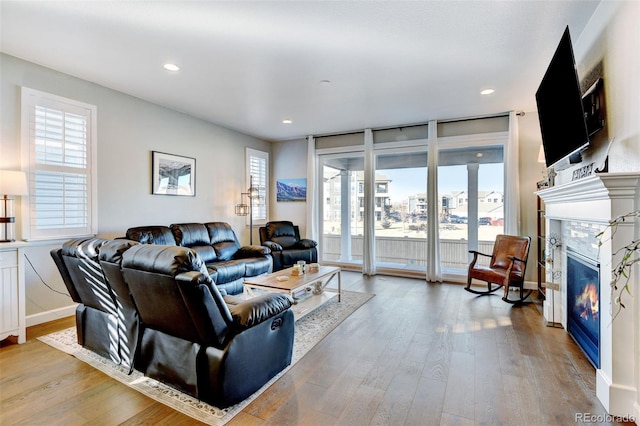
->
[1,272,633,426]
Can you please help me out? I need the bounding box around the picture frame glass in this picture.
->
[152,151,196,196]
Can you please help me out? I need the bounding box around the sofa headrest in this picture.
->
[126,226,176,246]
[266,221,296,239]
[204,222,238,244]
[170,223,210,247]
[98,239,139,264]
[122,244,209,278]
[61,237,109,260]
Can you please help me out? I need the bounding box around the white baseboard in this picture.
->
[26,304,76,327]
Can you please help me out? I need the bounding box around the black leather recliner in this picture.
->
[120,243,295,407]
[97,238,141,372]
[259,221,318,271]
[50,237,122,363]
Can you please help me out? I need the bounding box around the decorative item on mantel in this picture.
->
[545,233,562,279]
[597,209,640,319]
[0,170,28,242]
[544,232,563,328]
[536,146,550,190]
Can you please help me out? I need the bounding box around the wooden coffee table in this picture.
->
[243,266,341,320]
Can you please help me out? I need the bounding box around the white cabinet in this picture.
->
[0,242,26,343]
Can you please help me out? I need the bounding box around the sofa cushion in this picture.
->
[205,222,241,261]
[243,257,272,277]
[126,226,177,246]
[206,259,246,284]
[281,249,315,266]
[171,223,210,246]
[266,221,298,249]
[266,221,296,238]
[171,223,217,263]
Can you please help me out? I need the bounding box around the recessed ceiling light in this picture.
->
[476,152,484,158]
[163,63,180,71]
[480,88,495,95]
[282,119,292,124]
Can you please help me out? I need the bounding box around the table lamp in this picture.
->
[0,170,28,242]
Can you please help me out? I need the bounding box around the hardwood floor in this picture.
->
[0,272,630,425]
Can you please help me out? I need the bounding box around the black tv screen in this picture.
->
[536,26,589,168]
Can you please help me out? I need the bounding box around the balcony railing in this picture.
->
[321,234,496,270]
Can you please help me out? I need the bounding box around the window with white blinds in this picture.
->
[246,148,268,224]
[21,87,97,240]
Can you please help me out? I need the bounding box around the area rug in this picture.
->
[38,290,374,425]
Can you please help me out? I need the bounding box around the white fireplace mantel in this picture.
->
[537,172,640,420]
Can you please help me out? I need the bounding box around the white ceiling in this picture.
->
[0,1,601,141]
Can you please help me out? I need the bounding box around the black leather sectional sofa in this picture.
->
[51,225,295,408]
[125,222,272,295]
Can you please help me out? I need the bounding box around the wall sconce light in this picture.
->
[0,170,29,242]
[234,175,263,245]
[235,203,249,216]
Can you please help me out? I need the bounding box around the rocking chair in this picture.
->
[465,234,532,304]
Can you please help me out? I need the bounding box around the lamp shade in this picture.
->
[0,171,28,196]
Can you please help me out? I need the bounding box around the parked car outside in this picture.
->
[446,215,467,224]
[479,217,492,225]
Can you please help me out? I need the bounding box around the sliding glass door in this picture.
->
[438,146,504,274]
[320,153,364,266]
[315,116,510,278]
[374,149,428,271]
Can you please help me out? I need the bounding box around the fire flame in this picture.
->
[574,283,599,321]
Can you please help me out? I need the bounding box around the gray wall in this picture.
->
[1,53,271,323]
[270,138,309,236]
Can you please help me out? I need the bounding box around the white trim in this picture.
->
[26,304,77,327]
[245,147,269,226]
[20,87,98,241]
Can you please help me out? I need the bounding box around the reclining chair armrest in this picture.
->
[235,245,271,259]
[295,239,317,249]
[262,241,283,252]
[176,270,220,295]
[228,293,293,330]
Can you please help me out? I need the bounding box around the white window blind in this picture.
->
[21,87,97,240]
[246,148,268,224]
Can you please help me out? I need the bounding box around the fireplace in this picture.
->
[536,172,640,418]
[566,249,600,368]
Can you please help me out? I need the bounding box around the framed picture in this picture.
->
[152,151,196,196]
[276,178,307,202]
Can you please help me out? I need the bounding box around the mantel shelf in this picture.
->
[536,172,640,205]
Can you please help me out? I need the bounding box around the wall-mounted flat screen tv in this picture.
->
[536,26,590,168]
